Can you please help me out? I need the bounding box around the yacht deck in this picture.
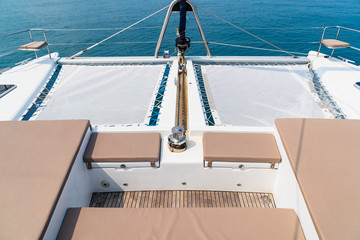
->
[1,3,360,238]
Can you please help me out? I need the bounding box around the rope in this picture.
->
[0,49,19,58]
[350,46,360,51]
[70,5,169,59]
[49,41,318,47]
[42,26,164,31]
[208,41,308,56]
[187,50,198,56]
[33,26,324,32]
[195,26,324,30]
[170,50,178,56]
[195,5,297,57]
[196,41,319,44]
[49,41,161,46]
[0,29,30,39]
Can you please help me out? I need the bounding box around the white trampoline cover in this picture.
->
[36,65,164,125]
[202,65,325,126]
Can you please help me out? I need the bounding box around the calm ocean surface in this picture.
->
[1,0,360,69]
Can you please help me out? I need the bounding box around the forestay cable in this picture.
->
[196,5,297,57]
[70,5,169,59]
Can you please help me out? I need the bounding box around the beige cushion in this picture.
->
[0,120,90,240]
[203,132,281,167]
[322,39,350,48]
[83,133,161,168]
[19,41,47,50]
[57,207,305,240]
[276,118,360,240]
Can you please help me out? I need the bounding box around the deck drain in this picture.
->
[260,195,272,204]
[93,193,107,204]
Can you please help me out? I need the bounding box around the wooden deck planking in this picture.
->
[90,191,275,208]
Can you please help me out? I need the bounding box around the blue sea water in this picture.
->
[1,0,360,69]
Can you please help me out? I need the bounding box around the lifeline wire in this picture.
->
[209,41,308,56]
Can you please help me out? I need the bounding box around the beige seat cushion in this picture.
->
[203,132,281,167]
[57,207,305,240]
[322,39,350,48]
[0,120,90,240]
[83,133,161,168]
[276,118,360,240]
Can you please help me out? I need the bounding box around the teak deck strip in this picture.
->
[19,41,47,50]
[90,191,275,208]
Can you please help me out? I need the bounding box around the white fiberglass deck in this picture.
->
[201,64,326,126]
[36,65,164,125]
